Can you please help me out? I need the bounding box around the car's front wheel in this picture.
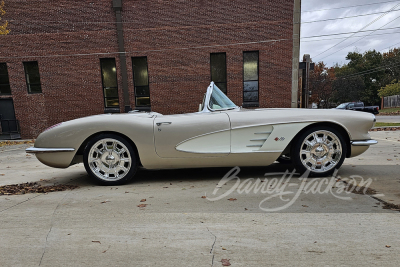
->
[83,134,137,185]
[291,126,347,177]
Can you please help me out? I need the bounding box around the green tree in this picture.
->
[382,48,400,83]
[0,1,9,35]
[309,62,336,108]
[332,72,365,103]
[378,81,400,98]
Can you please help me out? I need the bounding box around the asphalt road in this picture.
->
[1,131,400,266]
[376,115,400,123]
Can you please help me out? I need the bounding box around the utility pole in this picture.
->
[113,0,131,113]
[299,54,314,108]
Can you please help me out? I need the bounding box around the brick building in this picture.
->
[0,0,300,139]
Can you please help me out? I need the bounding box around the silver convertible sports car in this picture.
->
[27,82,377,185]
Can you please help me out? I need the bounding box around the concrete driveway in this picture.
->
[1,131,400,266]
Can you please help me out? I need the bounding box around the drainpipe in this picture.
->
[112,0,131,113]
[291,0,301,108]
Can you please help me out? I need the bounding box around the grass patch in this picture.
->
[379,107,400,114]
[374,122,400,127]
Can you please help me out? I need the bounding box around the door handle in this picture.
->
[156,122,172,126]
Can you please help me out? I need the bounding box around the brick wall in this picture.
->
[0,0,294,138]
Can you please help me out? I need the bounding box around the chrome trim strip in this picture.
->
[350,140,378,146]
[255,131,272,134]
[246,144,263,147]
[250,138,268,141]
[174,128,230,148]
[231,150,282,154]
[26,147,75,154]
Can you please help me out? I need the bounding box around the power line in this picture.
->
[313,2,400,59]
[302,9,400,24]
[318,13,400,60]
[0,38,290,60]
[302,0,400,13]
[336,61,400,79]
[302,26,400,39]
[380,40,400,51]
[2,26,400,60]
[301,30,400,43]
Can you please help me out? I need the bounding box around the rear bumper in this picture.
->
[26,147,75,154]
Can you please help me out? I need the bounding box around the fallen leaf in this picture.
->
[222,247,227,250]
[228,198,237,201]
[163,187,168,188]
[137,204,147,208]
[221,259,231,266]
[201,196,206,199]
[140,199,146,202]
[387,159,393,161]
[302,205,309,207]
[92,241,101,244]
[101,200,110,204]
[244,208,248,210]
[386,245,391,248]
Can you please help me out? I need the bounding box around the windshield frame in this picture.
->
[207,83,238,111]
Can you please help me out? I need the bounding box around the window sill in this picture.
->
[104,107,120,113]
[242,102,259,108]
[135,106,151,112]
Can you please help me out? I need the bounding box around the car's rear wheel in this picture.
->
[83,134,137,185]
[291,126,347,177]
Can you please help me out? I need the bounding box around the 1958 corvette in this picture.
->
[27,82,378,185]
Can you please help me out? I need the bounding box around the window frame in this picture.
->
[0,63,11,95]
[100,58,120,111]
[132,56,151,108]
[23,61,42,94]
[242,51,259,107]
[210,52,227,94]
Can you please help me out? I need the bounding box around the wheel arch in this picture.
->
[76,131,143,166]
[282,122,352,158]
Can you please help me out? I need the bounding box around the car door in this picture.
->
[154,112,230,158]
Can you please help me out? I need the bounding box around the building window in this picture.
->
[100,58,119,108]
[23,61,42,94]
[210,53,227,94]
[132,57,150,107]
[243,51,259,105]
[0,63,11,95]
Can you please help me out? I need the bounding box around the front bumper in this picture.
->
[349,139,377,157]
[350,140,378,146]
[26,147,75,154]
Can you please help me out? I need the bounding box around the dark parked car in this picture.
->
[335,102,379,115]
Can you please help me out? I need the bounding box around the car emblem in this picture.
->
[274,137,285,141]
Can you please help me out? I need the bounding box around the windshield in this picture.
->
[209,84,238,110]
[336,103,348,109]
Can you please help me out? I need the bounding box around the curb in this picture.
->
[370,127,400,131]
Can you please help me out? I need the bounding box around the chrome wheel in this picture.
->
[88,138,132,182]
[299,130,342,173]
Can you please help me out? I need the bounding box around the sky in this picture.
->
[300,0,400,67]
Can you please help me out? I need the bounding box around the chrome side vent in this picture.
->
[246,130,272,150]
